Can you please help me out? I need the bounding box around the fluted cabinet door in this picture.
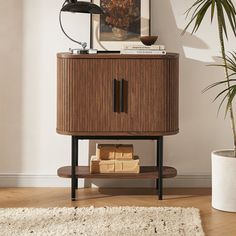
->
[117,59,179,133]
[57,58,120,133]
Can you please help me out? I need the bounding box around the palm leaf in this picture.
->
[183,0,236,38]
[184,0,236,150]
[217,88,233,116]
[216,2,228,38]
[202,79,236,93]
[213,85,235,102]
[221,0,236,34]
[183,0,212,35]
[185,0,205,19]
[207,53,236,72]
[229,72,236,78]
[226,86,236,116]
[204,52,236,114]
[211,0,216,22]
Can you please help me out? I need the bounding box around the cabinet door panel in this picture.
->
[117,59,178,133]
[57,58,119,132]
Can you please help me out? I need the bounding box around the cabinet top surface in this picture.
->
[57,52,179,60]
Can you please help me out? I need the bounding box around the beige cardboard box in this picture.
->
[115,145,134,160]
[96,144,133,160]
[90,156,140,174]
[115,156,140,173]
[96,145,116,160]
[90,156,115,174]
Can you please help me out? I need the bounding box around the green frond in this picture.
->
[217,88,232,116]
[205,52,236,115]
[202,79,236,93]
[213,85,235,102]
[226,87,236,117]
[183,0,236,38]
[211,0,216,22]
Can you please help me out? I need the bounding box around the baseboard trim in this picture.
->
[0,174,211,188]
[164,175,211,188]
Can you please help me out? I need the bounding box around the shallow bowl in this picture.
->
[140,36,158,46]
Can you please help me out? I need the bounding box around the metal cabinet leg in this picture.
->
[75,139,78,190]
[156,139,159,190]
[71,136,78,201]
[158,136,163,200]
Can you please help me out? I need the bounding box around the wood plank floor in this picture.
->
[0,188,236,236]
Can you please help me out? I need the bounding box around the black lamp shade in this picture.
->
[61,1,103,14]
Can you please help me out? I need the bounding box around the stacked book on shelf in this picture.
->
[90,144,140,174]
[120,44,166,55]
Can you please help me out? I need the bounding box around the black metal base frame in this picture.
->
[71,136,164,201]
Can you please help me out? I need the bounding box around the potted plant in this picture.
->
[183,0,236,212]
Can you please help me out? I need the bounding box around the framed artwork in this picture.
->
[91,0,151,51]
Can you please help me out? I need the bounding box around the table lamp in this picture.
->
[59,0,103,54]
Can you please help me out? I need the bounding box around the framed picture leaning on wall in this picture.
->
[91,0,151,51]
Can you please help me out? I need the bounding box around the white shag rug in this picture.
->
[0,207,204,236]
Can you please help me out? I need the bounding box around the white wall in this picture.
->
[156,0,236,176]
[0,0,235,187]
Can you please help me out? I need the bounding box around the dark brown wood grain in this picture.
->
[57,166,177,179]
[57,53,179,136]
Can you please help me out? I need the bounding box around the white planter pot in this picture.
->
[212,150,236,212]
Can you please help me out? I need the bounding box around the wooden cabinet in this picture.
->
[57,53,179,201]
[57,53,179,136]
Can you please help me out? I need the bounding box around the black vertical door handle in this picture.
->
[120,79,125,112]
[113,79,117,112]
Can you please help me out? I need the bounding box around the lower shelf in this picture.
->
[57,166,177,179]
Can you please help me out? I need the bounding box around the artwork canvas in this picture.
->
[91,0,150,51]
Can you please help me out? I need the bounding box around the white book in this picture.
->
[123,44,166,50]
[120,50,167,55]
